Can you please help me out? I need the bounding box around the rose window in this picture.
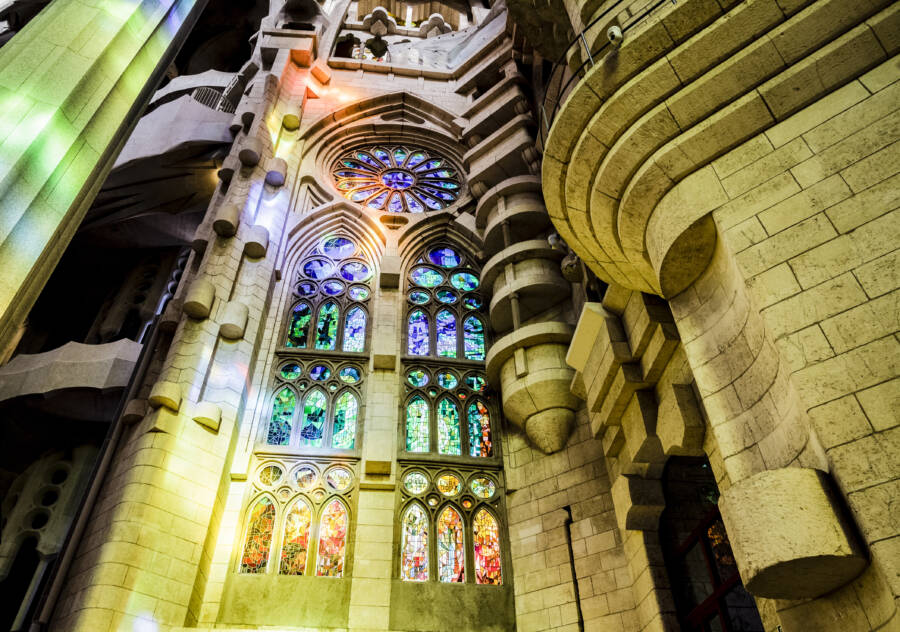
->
[332,145,461,212]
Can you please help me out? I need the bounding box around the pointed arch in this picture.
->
[267,387,296,446]
[436,397,461,456]
[331,389,358,449]
[316,498,349,577]
[279,497,313,575]
[342,305,367,352]
[467,399,492,457]
[240,495,276,574]
[286,301,312,348]
[406,395,429,452]
[435,309,457,358]
[299,388,328,447]
[436,505,465,583]
[408,309,429,356]
[400,502,429,582]
[473,507,502,585]
[315,300,340,350]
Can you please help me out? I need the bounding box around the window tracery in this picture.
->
[332,146,461,212]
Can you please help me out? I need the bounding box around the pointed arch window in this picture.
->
[299,389,328,447]
[437,398,461,456]
[342,306,366,352]
[406,396,430,452]
[267,388,296,446]
[408,310,429,356]
[463,316,485,361]
[286,303,312,348]
[401,503,429,581]
[240,496,276,574]
[437,506,465,583]
[436,310,457,358]
[280,498,312,575]
[467,400,492,457]
[473,509,502,585]
[316,499,349,577]
[332,391,358,450]
[315,301,339,350]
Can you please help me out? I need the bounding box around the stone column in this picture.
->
[0,0,208,355]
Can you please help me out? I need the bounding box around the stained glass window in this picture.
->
[343,306,366,352]
[464,317,485,361]
[436,310,457,358]
[267,388,295,445]
[437,506,465,583]
[331,391,357,449]
[280,498,312,575]
[317,499,348,577]
[467,401,492,457]
[407,397,429,452]
[437,473,462,496]
[401,504,429,581]
[403,471,428,494]
[299,390,327,447]
[240,497,276,573]
[332,145,461,212]
[315,301,339,350]
[325,466,353,491]
[473,509,502,585]
[437,398,461,455]
[286,303,312,347]
[470,477,496,498]
[408,310,429,356]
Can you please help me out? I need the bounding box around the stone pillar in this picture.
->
[0,0,208,354]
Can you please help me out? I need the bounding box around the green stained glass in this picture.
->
[299,390,327,447]
[463,295,482,310]
[450,272,479,291]
[464,316,485,361]
[342,306,366,352]
[267,388,295,445]
[403,471,428,494]
[315,302,339,350]
[470,477,496,498]
[410,266,443,288]
[332,391,358,449]
[465,374,486,391]
[437,371,458,389]
[339,366,361,383]
[286,303,312,347]
[437,398,461,455]
[468,400,493,457]
[280,363,302,380]
[407,369,428,387]
[409,290,430,305]
[406,397,429,452]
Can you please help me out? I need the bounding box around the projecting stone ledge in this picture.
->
[719,467,867,599]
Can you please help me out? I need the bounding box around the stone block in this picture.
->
[856,378,900,431]
[243,225,269,258]
[379,255,401,288]
[238,135,263,166]
[657,384,705,456]
[718,467,867,598]
[183,277,216,319]
[213,204,240,237]
[144,407,181,435]
[620,391,663,465]
[193,401,221,432]
[266,157,288,187]
[122,398,148,425]
[610,475,665,532]
[148,381,182,412]
[219,301,249,340]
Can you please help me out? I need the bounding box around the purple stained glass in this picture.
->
[436,310,457,358]
[322,236,355,258]
[408,310,429,356]
[340,261,371,282]
[297,281,316,296]
[303,258,334,280]
[436,289,457,304]
[382,170,414,189]
[309,365,331,381]
[428,247,462,268]
[323,280,344,295]
[343,306,366,352]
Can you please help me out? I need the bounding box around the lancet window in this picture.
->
[238,461,355,578]
[398,467,504,585]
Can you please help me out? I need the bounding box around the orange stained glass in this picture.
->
[473,509,502,585]
[401,503,429,581]
[316,499,349,577]
[240,497,276,573]
[437,506,465,582]
[279,498,312,575]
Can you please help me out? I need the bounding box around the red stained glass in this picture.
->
[316,499,349,577]
[240,497,276,573]
[401,503,429,581]
[279,498,312,575]
[437,506,465,582]
[473,509,502,585]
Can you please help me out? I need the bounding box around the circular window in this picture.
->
[407,369,429,387]
[349,286,370,301]
[450,272,479,291]
[339,366,362,383]
[325,467,353,491]
[436,371,459,389]
[322,280,345,296]
[403,471,428,495]
[465,374,487,392]
[437,474,462,496]
[428,247,462,268]
[332,146,461,212]
[436,289,457,304]
[280,363,302,380]
[259,465,283,486]
[340,261,371,282]
[295,466,317,490]
[470,477,496,499]
[410,266,443,288]
[309,365,331,381]
[322,236,356,258]
[303,258,334,280]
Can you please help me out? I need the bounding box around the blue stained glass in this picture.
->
[299,390,327,446]
[303,259,334,280]
[468,400,492,457]
[374,148,391,163]
[408,310,429,356]
[343,306,366,352]
[409,290,430,305]
[355,152,382,168]
[437,371,458,389]
[436,290,457,304]
[280,363,302,380]
[351,188,379,202]
[368,191,389,209]
[339,366,361,383]
[407,151,426,168]
[349,286,370,301]
[388,193,404,212]
[336,180,368,191]
[407,369,428,387]
[341,261,371,282]
[322,237,355,258]
[422,169,456,178]
[465,374,487,391]
[382,170,414,189]
[286,303,312,348]
[410,266,443,288]
[437,398,461,455]
[422,180,460,190]
[420,186,455,200]
[315,302,339,350]
[310,365,331,381]
[450,272,479,291]
[405,192,424,213]
[406,396,429,452]
[297,282,316,297]
[267,388,296,445]
[419,193,443,210]
[436,310,457,358]
[323,280,344,295]
[336,169,372,178]
[415,159,442,172]
[394,147,409,164]
[428,247,462,268]
[464,316,485,361]
[341,159,376,172]
[463,295,482,310]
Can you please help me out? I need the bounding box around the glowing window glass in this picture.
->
[309,365,331,381]
[316,500,348,577]
[299,390,327,447]
[436,289,457,304]
[286,303,312,348]
[339,366,361,383]
[331,392,358,449]
[295,467,317,489]
[340,261,371,282]
[436,371,458,389]
[467,400,492,457]
[428,247,462,268]
[437,474,461,496]
[303,259,334,280]
[407,310,429,356]
[315,302,339,350]
[473,509,502,585]
[280,363,302,380]
[259,465,283,486]
[471,477,496,498]
[450,272,479,291]
[401,504,429,582]
[409,290,430,305]
[436,310,457,358]
[403,471,428,494]
[240,497,275,573]
[349,286,370,301]
[410,266,443,288]
[406,397,429,452]
[463,296,482,310]
[343,306,366,352]
[323,280,344,296]
[437,507,465,583]
[464,316,485,361]
[322,236,355,258]
[407,369,429,387]
[325,466,353,490]
[437,398,461,456]
[465,374,486,392]
[267,388,295,445]
[279,499,312,575]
